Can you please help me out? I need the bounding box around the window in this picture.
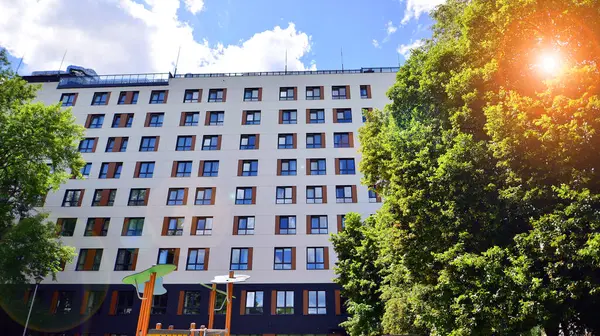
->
[202,135,220,150]
[80,163,92,178]
[208,89,225,103]
[279,87,295,100]
[308,291,326,314]
[60,93,77,106]
[157,248,178,265]
[235,216,255,235]
[192,217,213,235]
[117,91,139,104]
[114,249,137,271]
[309,159,326,175]
[140,136,158,151]
[84,218,110,236]
[276,187,294,204]
[176,136,194,151]
[338,158,355,175]
[336,186,354,203]
[98,162,122,179]
[187,248,208,270]
[276,291,294,314]
[306,86,321,100]
[105,138,115,152]
[149,90,167,104]
[182,112,199,126]
[335,109,353,123]
[167,188,187,205]
[334,132,352,148]
[195,188,214,205]
[309,216,328,234]
[239,134,258,150]
[76,249,103,271]
[332,86,348,99]
[123,218,144,236]
[88,115,104,128]
[62,189,83,207]
[165,217,184,236]
[151,295,168,315]
[83,290,103,314]
[306,133,324,149]
[57,218,76,236]
[307,109,325,124]
[240,160,258,176]
[116,291,134,315]
[201,160,219,176]
[78,138,96,153]
[128,189,147,206]
[360,85,371,99]
[184,89,201,103]
[91,92,109,105]
[230,248,250,270]
[244,110,261,125]
[147,113,164,127]
[175,161,193,177]
[369,189,380,203]
[54,291,74,314]
[208,111,225,126]
[306,186,325,204]
[245,291,263,314]
[112,114,133,128]
[244,88,260,101]
[281,110,297,124]
[183,291,201,315]
[137,162,155,178]
[278,134,294,149]
[235,187,254,204]
[277,216,296,235]
[92,189,116,206]
[307,248,326,269]
[274,248,293,270]
[279,159,296,176]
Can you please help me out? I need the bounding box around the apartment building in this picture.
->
[4,67,397,336]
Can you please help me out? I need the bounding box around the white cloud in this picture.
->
[400,0,446,24]
[386,21,398,36]
[0,0,315,75]
[372,39,381,49]
[184,0,204,14]
[397,39,425,58]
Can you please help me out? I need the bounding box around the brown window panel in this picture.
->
[108,290,118,315]
[239,290,247,315]
[303,290,308,315]
[335,290,342,315]
[177,290,184,315]
[352,185,357,203]
[337,215,345,232]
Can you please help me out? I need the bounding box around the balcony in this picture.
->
[57,73,171,89]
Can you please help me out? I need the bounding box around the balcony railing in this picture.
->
[173,67,399,78]
[57,73,171,89]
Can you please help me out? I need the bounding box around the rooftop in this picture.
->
[22,67,399,89]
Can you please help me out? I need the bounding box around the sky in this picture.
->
[0,0,445,75]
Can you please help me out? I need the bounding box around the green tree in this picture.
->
[0,48,83,284]
[337,0,600,335]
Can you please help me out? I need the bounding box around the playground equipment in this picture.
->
[122,264,177,336]
[147,271,249,336]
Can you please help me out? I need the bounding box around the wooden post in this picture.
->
[208,283,217,329]
[139,272,156,336]
[168,325,174,330]
[191,322,196,330]
[225,271,234,336]
[156,323,162,329]
[136,277,152,335]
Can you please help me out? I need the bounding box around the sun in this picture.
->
[538,52,561,75]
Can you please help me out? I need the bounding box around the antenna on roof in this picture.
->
[58,49,67,73]
[340,48,344,71]
[284,49,288,73]
[174,46,181,76]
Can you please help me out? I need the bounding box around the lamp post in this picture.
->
[22,275,44,336]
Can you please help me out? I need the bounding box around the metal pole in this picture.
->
[224,271,234,336]
[22,283,40,336]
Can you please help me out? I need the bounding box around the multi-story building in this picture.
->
[3,67,397,336]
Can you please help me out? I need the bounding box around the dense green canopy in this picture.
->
[332,1,600,335]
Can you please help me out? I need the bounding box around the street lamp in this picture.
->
[22,275,44,336]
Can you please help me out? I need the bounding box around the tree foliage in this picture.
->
[335,0,600,335]
[0,48,83,284]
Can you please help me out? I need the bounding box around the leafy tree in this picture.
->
[336,0,600,335]
[0,48,83,284]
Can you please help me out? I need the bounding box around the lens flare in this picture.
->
[538,52,561,75]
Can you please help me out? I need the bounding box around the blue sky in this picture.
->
[0,0,442,75]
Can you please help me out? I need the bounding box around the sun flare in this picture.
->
[538,52,561,75]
